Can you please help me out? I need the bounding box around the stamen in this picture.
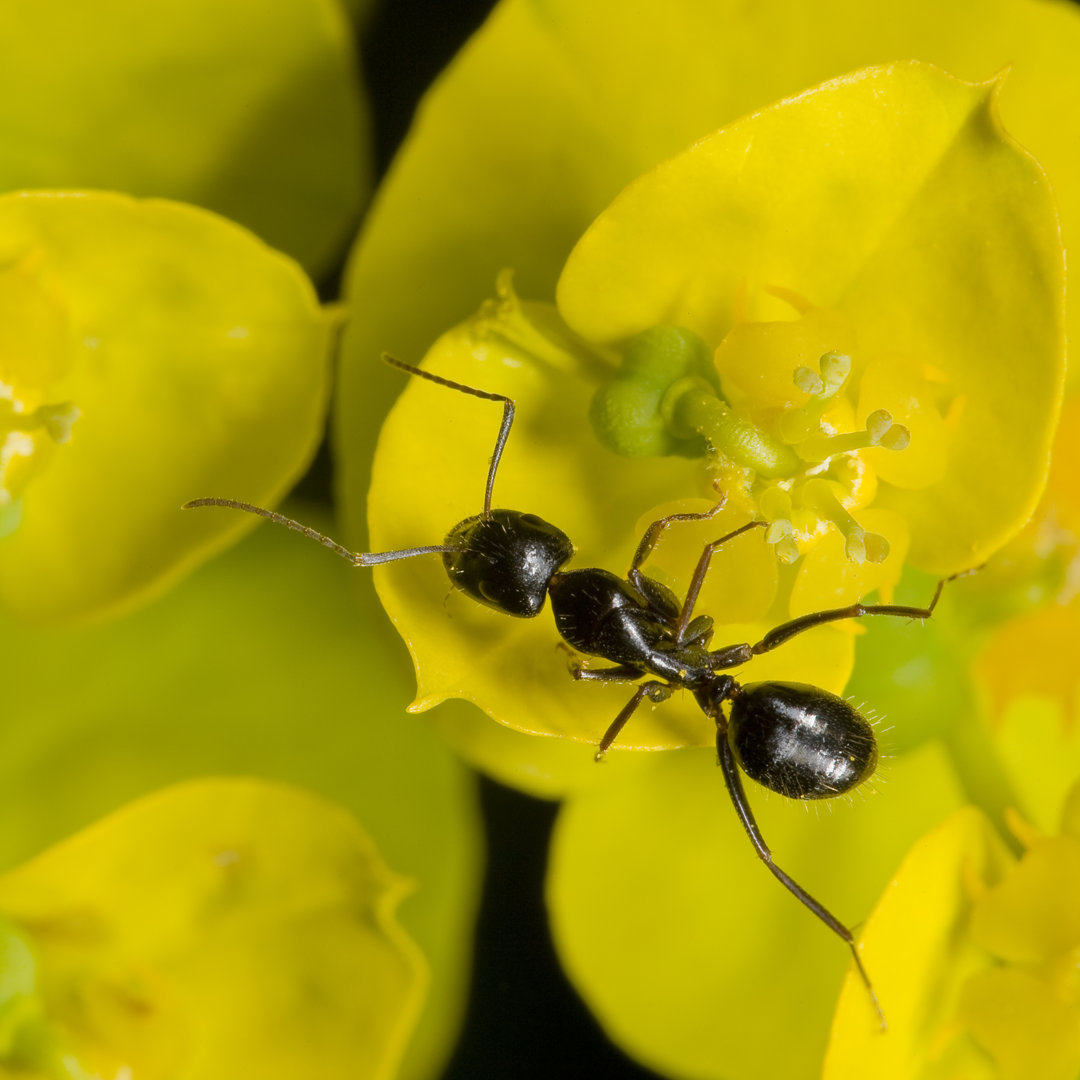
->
[758,487,801,564]
[866,409,910,451]
[795,409,910,464]
[779,352,852,442]
[793,367,824,396]
[818,351,851,393]
[802,479,890,565]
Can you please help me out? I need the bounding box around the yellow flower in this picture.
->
[352,61,1065,1076]
[0,192,331,624]
[367,62,1063,751]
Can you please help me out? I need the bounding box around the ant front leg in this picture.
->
[674,520,768,644]
[629,492,729,579]
[628,493,766,645]
[748,568,977,658]
[592,680,674,760]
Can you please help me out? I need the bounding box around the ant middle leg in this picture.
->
[554,644,672,757]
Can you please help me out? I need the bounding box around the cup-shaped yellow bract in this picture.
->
[367,289,853,755]
[0,0,368,277]
[336,0,1080,518]
[558,62,1063,577]
[364,63,1063,755]
[356,60,1066,1080]
[0,191,331,624]
[0,779,425,1080]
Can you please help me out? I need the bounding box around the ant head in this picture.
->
[723,681,878,800]
[443,509,574,618]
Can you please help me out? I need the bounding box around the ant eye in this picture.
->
[726,681,877,800]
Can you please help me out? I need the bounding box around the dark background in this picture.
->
[354,3,666,1078]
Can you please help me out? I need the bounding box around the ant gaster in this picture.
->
[186,355,967,1028]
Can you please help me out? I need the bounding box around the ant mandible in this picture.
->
[186,354,967,1027]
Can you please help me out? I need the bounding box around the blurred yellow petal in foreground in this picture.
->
[0,779,425,1080]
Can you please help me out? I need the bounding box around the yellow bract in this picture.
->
[558,62,1064,575]
[0,779,426,1080]
[0,0,367,276]
[828,788,1080,1080]
[365,64,1064,760]
[0,192,331,624]
[366,290,855,754]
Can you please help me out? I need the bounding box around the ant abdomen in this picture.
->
[725,682,878,800]
[443,509,573,617]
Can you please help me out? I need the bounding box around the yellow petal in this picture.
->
[0,0,368,275]
[825,807,1013,1079]
[0,192,330,624]
[558,62,1064,574]
[0,779,425,1080]
[552,743,967,1080]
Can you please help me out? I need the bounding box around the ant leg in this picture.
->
[381,355,514,515]
[749,568,978,658]
[717,734,886,1029]
[673,521,768,643]
[630,492,729,574]
[572,664,646,683]
[627,491,766,644]
[555,642,642,683]
[596,681,673,759]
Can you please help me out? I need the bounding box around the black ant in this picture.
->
[186,355,967,1027]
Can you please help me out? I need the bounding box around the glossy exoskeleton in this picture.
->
[186,355,964,1026]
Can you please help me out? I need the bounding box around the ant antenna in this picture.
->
[381,354,514,515]
[184,355,519,560]
[181,498,458,566]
